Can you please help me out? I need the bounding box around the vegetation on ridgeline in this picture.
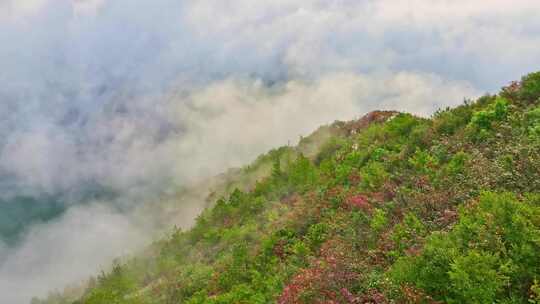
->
[36,72,540,304]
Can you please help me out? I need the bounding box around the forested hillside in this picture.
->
[37,72,540,304]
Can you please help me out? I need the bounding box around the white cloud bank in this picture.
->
[0,203,150,304]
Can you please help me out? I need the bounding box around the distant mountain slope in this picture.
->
[36,72,540,304]
[0,185,116,246]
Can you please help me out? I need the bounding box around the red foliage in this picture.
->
[442,209,457,221]
[348,171,362,186]
[222,216,234,228]
[278,240,359,304]
[381,181,398,201]
[501,80,522,100]
[369,231,394,266]
[404,245,423,257]
[343,180,397,213]
[325,186,346,202]
[273,240,287,260]
[435,209,458,228]
[282,193,302,206]
[346,194,372,212]
[282,191,328,232]
[357,289,389,304]
[400,184,458,221]
[414,175,431,190]
[369,192,386,204]
[341,288,359,303]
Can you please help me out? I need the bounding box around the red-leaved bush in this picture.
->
[278,240,359,304]
[346,194,371,212]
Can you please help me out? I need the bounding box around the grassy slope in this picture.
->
[37,72,540,304]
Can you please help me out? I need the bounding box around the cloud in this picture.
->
[181,0,540,86]
[0,0,538,303]
[0,0,48,20]
[0,71,478,196]
[0,202,150,304]
[165,71,477,181]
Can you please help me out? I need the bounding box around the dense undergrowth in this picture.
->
[36,72,540,304]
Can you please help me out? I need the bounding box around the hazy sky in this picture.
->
[1,0,539,303]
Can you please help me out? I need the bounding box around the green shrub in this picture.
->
[162,264,214,302]
[389,232,455,297]
[287,154,319,191]
[519,72,540,103]
[444,151,469,176]
[493,97,509,120]
[526,106,540,141]
[390,212,426,257]
[315,137,344,165]
[85,262,137,304]
[408,149,438,175]
[305,223,328,248]
[370,147,388,162]
[470,97,509,130]
[471,110,493,130]
[448,250,509,304]
[385,114,422,137]
[360,161,389,191]
[433,104,473,135]
[408,123,433,149]
[370,208,388,233]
